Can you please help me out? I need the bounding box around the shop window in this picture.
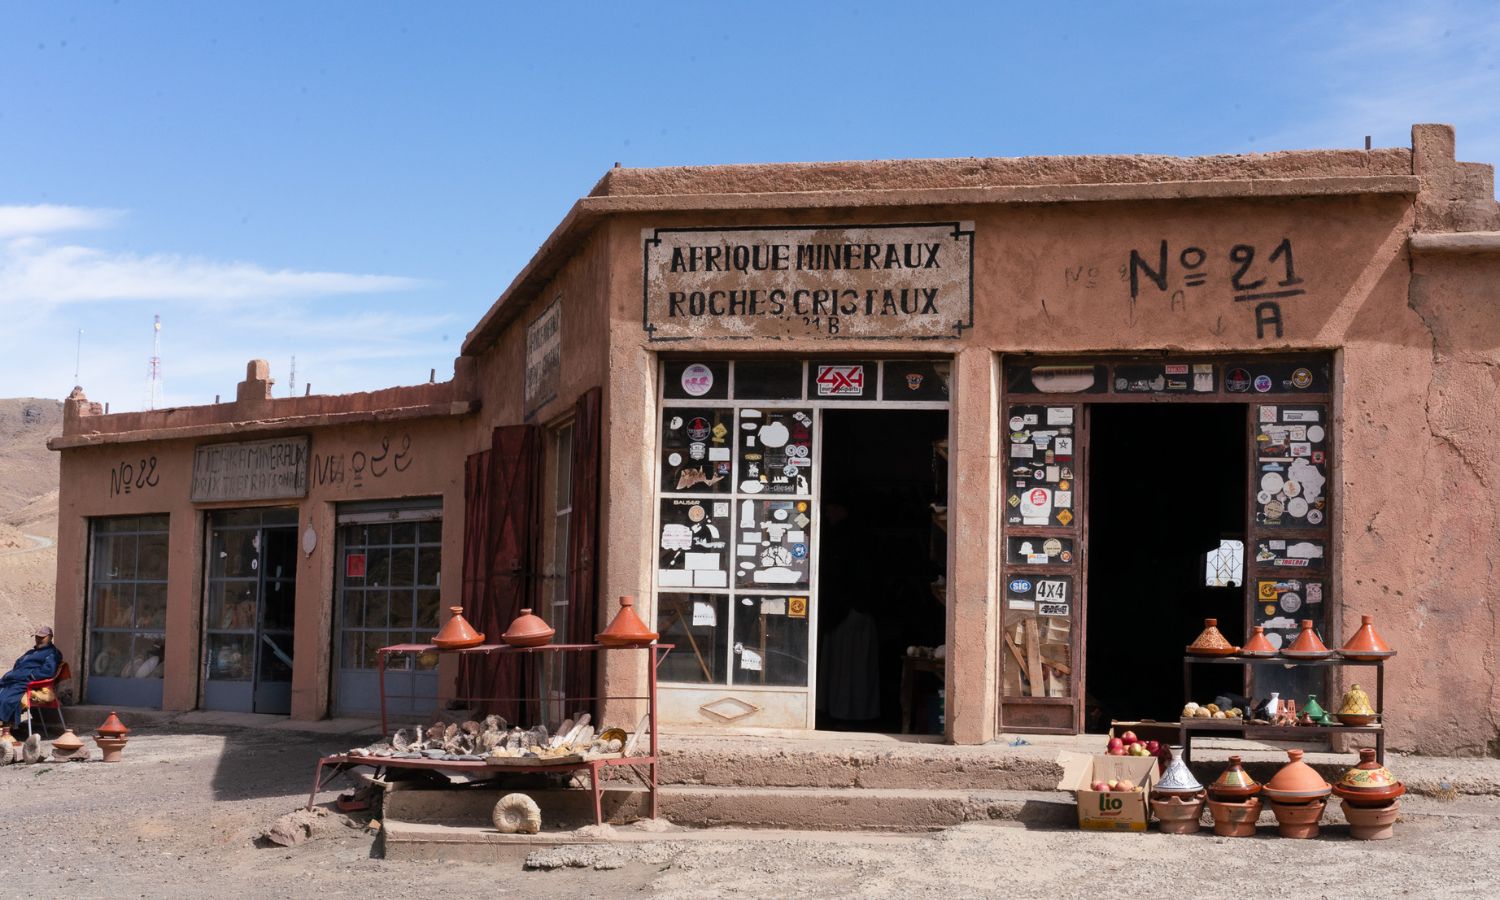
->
[86,515,169,706]
[1204,539,1244,587]
[540,422,575,721]
[336,512,442,672]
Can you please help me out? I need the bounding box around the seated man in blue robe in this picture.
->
[0,625,63,727]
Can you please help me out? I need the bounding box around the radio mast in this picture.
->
[146,314,164,410]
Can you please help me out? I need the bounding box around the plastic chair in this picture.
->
[22,661,70,740]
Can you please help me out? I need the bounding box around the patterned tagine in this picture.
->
[1261,749,1332,803]
[1240,626,1278,658]
[432,606,485,649]
[1208,755,1261,801]
[1154,746,1205,797]
[500,608,555,648]
[596,595,658,647]
[1332,748,1405,806]
[1281,619,1333,660]
[1337,684,1378,726]
[1340,614,1396,660]
[1186,618,1239,657]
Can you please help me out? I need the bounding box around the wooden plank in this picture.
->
[1024,618,1044,698]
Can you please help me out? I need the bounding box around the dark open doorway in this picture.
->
[816,408,948,733]
[1085,404,1246,729]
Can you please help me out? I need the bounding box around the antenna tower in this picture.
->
[289,355,297,397]
[146,314,164,410]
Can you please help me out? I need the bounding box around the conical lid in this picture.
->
[1187,618,1237,655]
[1155,746,1204,795]
[1286,619,1329,654]
[432,606,485,648]
[1242,626,1277,655]
[1300,694,1327,719]
[500,608,555,647]
[1341,615,1393,655]
[1262,749,1331,801]
[1334,748,1404,802]
[596,595,658,646]
[97,711,130,737]
[1208,755,1261,799]
[1339,685,1375,716]
[51,728,84,752]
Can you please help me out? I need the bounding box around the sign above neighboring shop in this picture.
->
[642,223,974,341]
[524,296,562,418]
[191,437,309,503]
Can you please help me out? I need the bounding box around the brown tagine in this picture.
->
[1261,749,1332,802]
[1340,614,1396,660]
[1332,748,1405,806]
[96,711,130,738]
[1240,626,1278,657]
[1208,755,1261,801]
[596,595,658,647]
[500,608,555,648]
[1186,618,1239,657]
[432,606,486,649]
[1281,619,1333,659]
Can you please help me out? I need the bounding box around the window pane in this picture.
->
[389,546,415,587]
[415,589,442,632]
[341,590,364,634]
[736,409,813,496]
[365,547,390,586]
[262,578,295,631]
[214,530,259,578]
[341,632,365,672]
[90,631,134,677]
[136,584,167,629]
[664,360,729,400]
[363,590,390,628]
[259,633,294,682]
[554,425,574,509]
[208,634,254,680]
[137,530,170,580]
[91,584,135,629]
[736,499,811,590]
[389,589,416,628]
[93,533,137,582]
[391,521,417,545]
[417,521,442,544]
[733,594,810,687]
[655,594,727,684]
[733,360,802,399]
[364,523,391,546]
[881,360,951,401]
[416,547,441,587]
[660,407,734,494]
[209,581,258,630]
[1001,607,1072,699]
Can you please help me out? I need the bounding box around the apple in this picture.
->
[1107,737,1124,752]
[1091,780,1109,792]
[1108,747,1126,756]
[1145,740,1160,754]
[1117,779,1135,791]
[1120,731,1138,745]
[1106,778,1120,791]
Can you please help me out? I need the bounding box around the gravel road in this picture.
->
[3,726,1498,898]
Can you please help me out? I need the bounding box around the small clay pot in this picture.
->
[1207,796,1262,837]
[1150,792,1205,834]
[50,728,84,753]
[596,596,659,647]
[1340,614,1396,660]
[1342,798,1400,840]
[1208,755,1261,801]
[1332,747,1405,806]
[500,608,555,648]
[1262,749,1332,803]
[1268,797,1326,839]
[96,711,130,738]
[93,734,128,763]
[432,606,486,649]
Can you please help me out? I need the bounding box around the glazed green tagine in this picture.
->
[1300,694,1327,720]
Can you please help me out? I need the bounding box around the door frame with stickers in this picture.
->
[1000,354,1335,735]
[652,357,951,730]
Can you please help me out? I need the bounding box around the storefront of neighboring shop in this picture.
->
[50,124,1500,756]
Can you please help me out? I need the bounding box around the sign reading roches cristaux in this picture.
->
[191,436,309,502]
[643,223,974,341]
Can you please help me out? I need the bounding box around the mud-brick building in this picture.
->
[50,125,1500,756]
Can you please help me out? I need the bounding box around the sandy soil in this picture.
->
[3,725,1499,898]
[0,397,61,663]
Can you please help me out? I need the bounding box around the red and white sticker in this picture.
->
[815,365,865,396]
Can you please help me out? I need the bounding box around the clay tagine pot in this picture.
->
[1342,798,1400,840]
[1281,619,1333,659]
[1332,748,1405,806]
[1300,694,1328,721]
[96,711,130,738]
[596,595,659,647]
[1268,796,1326,839]
[50,728,89,761]
[1337,684,1378,726]
[1154,746,1204,797]
[1208,755,1261,801]
[1150,793,1205,834]
[500,608,555,648]
[1340,614,1396,660]
[1206,796,1261,837]
[1241,626,1279,657]
[431,606,485,649]
[1185,618,1238,657]
[93,734,128,763]
[1261,749,1332,803]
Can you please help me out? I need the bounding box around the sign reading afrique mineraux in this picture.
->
[191,436,309,502]
[642,223,974,341]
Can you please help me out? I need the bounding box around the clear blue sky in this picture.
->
[2,1,1496,410]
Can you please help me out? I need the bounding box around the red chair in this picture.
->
[22,661,70,740]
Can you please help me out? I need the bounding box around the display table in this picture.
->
[1180,654,1386,765]
[307,641,673,825]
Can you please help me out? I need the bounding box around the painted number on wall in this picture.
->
[110,456,160,497]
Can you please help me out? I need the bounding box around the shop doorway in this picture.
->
[1085,404,1246,729]
[816,408,948,733]
[202,508,298,715]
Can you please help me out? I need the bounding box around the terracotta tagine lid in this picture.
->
[1154,746,1205,797]
[432,606,486,649]
[1282,619,1333,659]
[596,595,659,647]
[1261,749,1332,802]
[1241,626,1278,657]
[1340,615,1396,660]
[1337,684,1378,726]
[1332,747,1405,806]
[500,608,555,648]
[51,728,84,753]
[1208,755,1261,801]
[96,711,130,738]
[1186,618,1239,657]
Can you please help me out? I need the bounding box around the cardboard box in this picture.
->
[1057,751,1160,832]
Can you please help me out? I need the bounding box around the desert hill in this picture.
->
[0,397,62,663]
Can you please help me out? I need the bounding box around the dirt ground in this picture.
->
[3,725,1499,898]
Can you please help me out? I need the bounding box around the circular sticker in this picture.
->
[1033,469,1046,480]
[1009,416,1025,431]
[1029,488,1049,505]
[1264,499,1286,519]
[1059,550,1073,562]
[783,464,798,477]
[1008,578,1033,594]
[797,502,807,511]
[1307,425,1326,443]
[1226,368,1252,392]
[1280,592,1303,613]
[1253,375,1273,393]
[1307,508,1324,524]
[1265,604,1276,616]
[1283,479,1301,498]
[687,504,706,523]
[1267,632,1284,650]
[758,422,790,448]
[773,508,788,521]
[1058,480,1070,491]
[1043,538,1063,557]
[1291,368,1313,389]
[668,453,682,467]
[1260,472,1285,493]
[791,543,808,559]
[687,417,711,441]
[1257,490,1272,504]
[681,363,714,397]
